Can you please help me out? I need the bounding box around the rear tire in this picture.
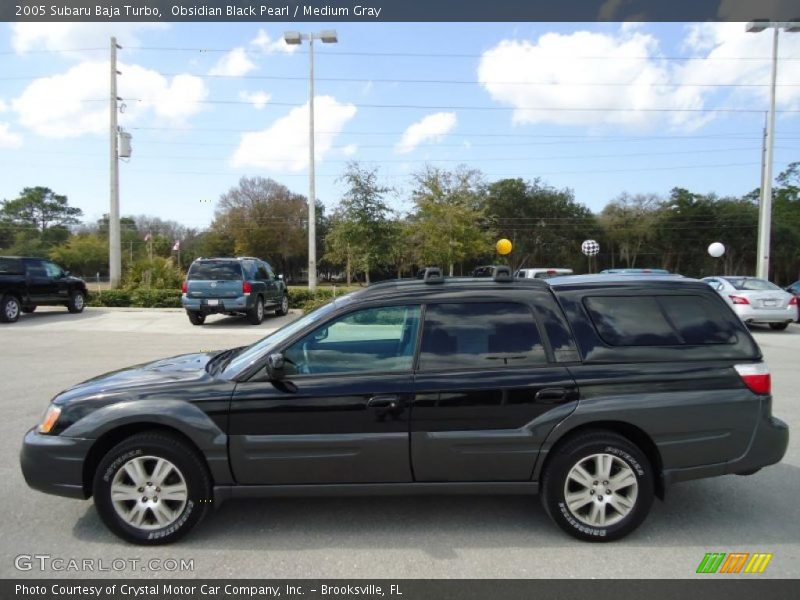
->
[187,311,205,326]
[92,431,212,545]
[247,296,264,325]
[67,290,85,313]
[275,293,289,316]
[0,295,21,323]
[769,322,789,331]
[541,431,654,542]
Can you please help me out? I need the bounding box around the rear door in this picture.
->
[410,296,578,482]
[186,260,243,304]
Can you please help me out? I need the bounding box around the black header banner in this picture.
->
[2,0,799,23]
[4,579,800,600]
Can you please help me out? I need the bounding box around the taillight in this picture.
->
[181,281,187,294]
[734,363,771,395]
[729,295,750,305]
[243,281,252,295]
[790,296,798,306]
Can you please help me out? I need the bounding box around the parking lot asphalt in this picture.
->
[1,307,798,579]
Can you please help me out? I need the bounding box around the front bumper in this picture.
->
[20,428,93,499]
[182,294,250,314]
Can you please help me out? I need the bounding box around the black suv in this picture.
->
[0,256,88,323]
[20,268,788,544]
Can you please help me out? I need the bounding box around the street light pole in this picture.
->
[109,36,122,288]
[284,30,338,292]
[747,20,799,280]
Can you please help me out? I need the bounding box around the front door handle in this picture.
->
[535,387,569,403]
[368,395,400,409]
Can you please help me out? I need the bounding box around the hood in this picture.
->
[53,351,217,406]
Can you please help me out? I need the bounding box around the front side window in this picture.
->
[42,262,63,278]
[283,305,421,375]
[418,302,547,370]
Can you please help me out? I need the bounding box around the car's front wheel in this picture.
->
[275,293,289,316]
[541,431,654,542]
[67,290,85,313]
[92,431,212,545]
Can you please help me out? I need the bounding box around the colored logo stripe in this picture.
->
[744,553,773,574]
[696,552,773,574]
[697,553,726,573]
[719,553,749,574]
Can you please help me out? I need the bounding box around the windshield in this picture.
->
[188,261,242,281]
[725,277,780,291]
[222,293,356,377]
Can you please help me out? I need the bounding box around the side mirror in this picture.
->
[63,270,70,277]
[266,353,285,380]
[278,274,284,280]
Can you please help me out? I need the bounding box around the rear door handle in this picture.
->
[535,387,569,403]
[368,395,400,408]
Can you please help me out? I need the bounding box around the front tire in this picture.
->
[769,322,789,331]
[247,296,264,325]
[275,293,289,316]
[92,431,212,545]
[67,290,86,313]
[541,431,654,542]
[0,294,21,323]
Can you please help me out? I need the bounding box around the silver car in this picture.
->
[703,276,797,330]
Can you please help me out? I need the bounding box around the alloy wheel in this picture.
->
[563,453,638,527]
[110,455,188,530]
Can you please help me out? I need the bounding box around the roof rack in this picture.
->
[421,267,444,284]
[492,265,514,282]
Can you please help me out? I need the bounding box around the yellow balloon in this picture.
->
[496,238,512,255]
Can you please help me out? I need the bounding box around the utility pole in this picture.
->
[308,35,316,291]
[109,36,122,288]
[747,20,800,279]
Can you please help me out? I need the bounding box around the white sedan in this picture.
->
[702,276,798,330]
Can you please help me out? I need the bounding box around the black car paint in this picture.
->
[21,276,789,504]
[0,256,87,310]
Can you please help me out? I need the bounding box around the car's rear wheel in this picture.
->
[541,431,654,542]
[275,293,289,316]
[0,295,21,323]
[67,290,85,313]
[21,305,37,313]
[769,322,789,331]
[186,311,205,326]
[247,296,264,325]
[92,431,211,545]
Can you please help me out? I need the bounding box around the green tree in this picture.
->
[327,163,394,284]
[0,187,82,254]
[599,193,660,269]
[409,165,493,276]
[49,234,107,276]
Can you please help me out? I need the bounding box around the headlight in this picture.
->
[38,405,61,434]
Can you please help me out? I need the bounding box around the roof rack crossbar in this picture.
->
[492,265,514,282]
[422,267,444,284]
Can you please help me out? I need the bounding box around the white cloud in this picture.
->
[396,112,457,154]
[341,144,358,156]
[0,99,7,113]
[209,47,256,77]
[12,61,208,138]
[231,96,357,171]
[478,26,800,131]
[251,29,298,54]
[11,23,167,56]
[239,90,271,109]
[0,123,23,148]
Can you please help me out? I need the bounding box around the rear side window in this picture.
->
[0,258,23,274]
[419,302,546,370]
[584,295,737,346]
[187,261,243,281]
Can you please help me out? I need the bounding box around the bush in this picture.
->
[130,288,183,308]
[124,257,184,290]
[87,290,132,307]
[299,296,334,313]
[288,288,334,309]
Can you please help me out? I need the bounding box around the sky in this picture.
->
[1,21,799,233]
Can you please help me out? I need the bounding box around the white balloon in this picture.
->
[708,242,725,258]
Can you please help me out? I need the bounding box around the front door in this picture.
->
[25,259,57,302]
[411,300,578,482]
[229,304,421,485]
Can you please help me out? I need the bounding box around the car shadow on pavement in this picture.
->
[194,313,298,330]
[12,309,103,326]
[70,462,800,551]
